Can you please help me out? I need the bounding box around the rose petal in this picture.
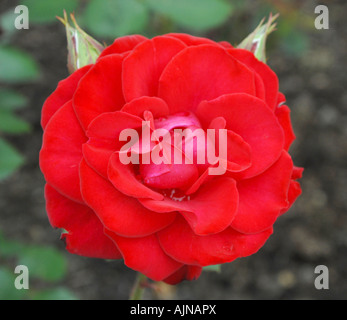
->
[219,41,233,49]
[73,54,125,130]
[120,96,170,118]
[158,216,235,265]
[87,111,143,142]
[163,265,202,285]
[231,151,293,234]
[292,166,304,180]
[45,184,122,259]
[275,104,296,151]
[105,231,183,281]
[158,45,256,114]
[140,161,200,191]
[82,143,113,179]
[98,35,147,59]
[208,118,252,172]
[158,216,272,266]
[227,227,273,259]
[108,151,164,200]
[166,33,220,46]
[185,168,213,195]
[254,71,266,101]
[122,36,186,102]
[279,180,302,216]
[83,111,145,178]
[228,48,279,110]
[224,130,252,171]
[287,179,302,207]
[196,93,285,179]
[208,116,226,130]
[40,101,86,203]
[80,159,176,237]
[86,110,144,151]
[41,65,91,129]
[277,92,286,105]
[139,177,238,236]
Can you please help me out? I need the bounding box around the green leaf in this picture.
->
[203,264,222,273]
[18,246,67,282]
[0,233,68,283]
[0,89,28,111]
[144,0,233,32]
[0,232,24,256]
[20,0,79,24]
[0,110,31,134]
[32,287,78,300]
[0,46,40,84]
[0,137,24,180]
[0,267,27,300]
[82,0,149,38]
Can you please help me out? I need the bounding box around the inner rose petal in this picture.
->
[137,112,220,190]
[117,111,253,193]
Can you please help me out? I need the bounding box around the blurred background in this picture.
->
[0,0,346,300]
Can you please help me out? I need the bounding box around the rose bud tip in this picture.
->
[57,11,104,74]
[238,12,279,63]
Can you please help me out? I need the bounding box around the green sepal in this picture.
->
[57,11,104,73]
[237,13,278,63]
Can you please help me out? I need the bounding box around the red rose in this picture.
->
[40,33,302,284]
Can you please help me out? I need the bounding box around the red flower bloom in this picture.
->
[40,34,302,284]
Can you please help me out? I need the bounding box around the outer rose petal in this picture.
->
[166,33,220,46]
[45,184,122,259]
[98,35,147,59]
[158,216,272,266]
[105,231,183,281]
[279,180,302,215]
[158,45,256,114]
[292,166,304,180]
[80,160,176,237]
[122,36,186,102]
[287,180,302,208]
[227,226,273,259]
[254,71,266,101]
[139,177,239,236]
[163,265,202,285]
[41,65,91,129]
[40,101,86,203]
[73,54,125,130]
[228,48,279,110]
[196,93,285,179]
[231,151,293,234]
[275,105,296,151]
[277,92,286,105]
[219,41,233,49]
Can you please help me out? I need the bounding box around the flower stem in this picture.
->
[129,273,147,300]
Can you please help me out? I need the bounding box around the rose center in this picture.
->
[139,112,210,191]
